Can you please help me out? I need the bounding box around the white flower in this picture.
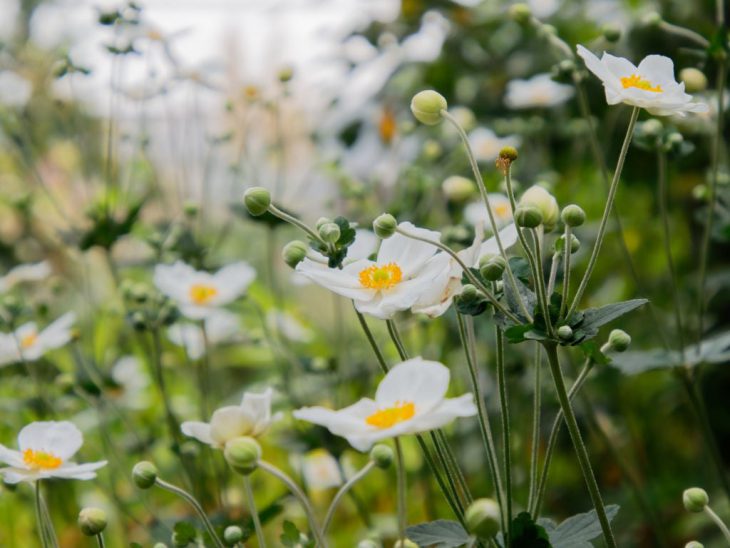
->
[0,70,32,109]
[528,0,561,18]
[465,194,513,229]
[0,312,75,366]
[468,128,521,163]
[181,389,275,449]
[296,222,450,320]
[111,356,149,410]
[168,310,240,360]
[294,357,477,452]
[576,45,708,116]
[413,224,519,318]
[505,73,574,109]
[154,261,255,320]
[0,421,106,483]
[300,449,343,490]
[0,261,51,292]
[267,311,313,343]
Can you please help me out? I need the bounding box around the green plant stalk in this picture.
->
[198,321,213,419]
[495,326,512,545]
[567,106,640,320]
[322,461,376,536]
[244,475,267,548]
[705,505,730,543]
[395,438,408,545]
[547,252,560,296]
[267,203,326,246]
[531,227,552,335]
[258,461,327,547]
[154,478,226,548]
[527,343,542,513]
[558,225,572,321]
[96,534,106,548]
[658,21,710,48]
[542,343,616,547]
[34,481,51,548]
[440,109,533,321]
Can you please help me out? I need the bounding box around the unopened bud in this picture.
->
[683,487,709,513]
[410,90,447,125]
[78,507,107,536]
[561,204,586,227]
[224,525,244,545]
[519,185,559,231]
[370,444,394,469]
[132,461,158,489]
[315,217,332,231]
[685,542,704,548]
[601,24,621,42]
[442,176,476,202]
[556,234,580,254]
[514,206,543,228]
[243,187,271,216]
[509,3,532,24]
[607,329,631,352]
[224,437,261,475]
[373,214,397,239]
[319,222,341,244]
[642,11,662,26]
[679,68,708,93]
[393,541,418,548]
[479,255,507,281]
[465,498,501,538]
[282,240,309,268]
[557,325,573,341]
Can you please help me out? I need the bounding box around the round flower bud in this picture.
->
[514,206,543,229]
[183,201,199,218]
[683,487,709,513]
[410,90,447,125]
[442,175,476,202]
[561,204,586,227]
[556,234,580,254]
[465,498,501,538]
[519,185,559,231]
[373,214,397,239]
[282,240,309,269]
[641,11,662,26]
[319,222,341,244]
[243,187,271,216]
[679,68,708,93]
[640,119,663,139]
[557,325,573,341]
[479,255,507,281]
[601,24,621,42]
[224,437,261,475]
[685,542,704,548]
[370,444,394,469]
[393,540,418,548]
[224,525,244,545]
[607,329,631,352]
[130,311,147,332]
[509,3,532,24]
[315,217,332,231]
[499,146,518,162]
[278,66,294,83]
[78,507,107,536]
[132,461,158,489]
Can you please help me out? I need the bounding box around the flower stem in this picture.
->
[542,343,616,547]
[34,481,50,548]
[322,461,376,536]
[495,326,512,544]
[268,203,326,246]
[558,226,572,320]
[395,438,408,545]
[243,475,267,548]
[96,534,106,548]
[527,343,542,513]
[704,505,730,543]
[353,308,389,374]
[567,106,640,319]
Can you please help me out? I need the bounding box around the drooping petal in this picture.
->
[403,394,478,432]
[168,324,205,360]
[374,358,449,412]
[209,406,254,445]
[154,262,197,302]
[240,388,273,436]
[181,421,214,445]
[17,421,83,461]
[296,258,375,301]
[51,460,107,480]
[0,445,24,467]
[35,312,75,352]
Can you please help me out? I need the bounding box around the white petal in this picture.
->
[181,421,214,445]
[240,388,274,436]
[637,55,676,87]
[168,324,205,360]
[154,262,197,302]
[294,399,378,438]
[209,407,253,444]
[51,460,107,480]
[375,358,449,412]
[296,258,375,301]
[346,230,379,262]
[377,222,440,275]
[0,445,24,467]
[212,262,256,303]
[0,467,39,483]
[205,310,240,343]
[403,394,478,432]
[577,45,612,83]
[17,421,83,461]
[35,313,75,352]
[479,223,518,256]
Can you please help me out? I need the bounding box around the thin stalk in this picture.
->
[542,343,616,547]
[527,344,542,513]
[258,461,327,547]
[96,535,106,548]
[531,227,552,335]
[547,252,560,296]
[495,326,512,544]
[243,475,267,548]
[354,308,389,374]
[395,438,408,544]
[704,505,730,543]
[198,321,213,419]
[567,106,640,319]
[559,226,572,320]
[34,482,50,548]
[658,21,710,48]
[38,482,59,548]
[267,204,326,246]
[322,461,376,536]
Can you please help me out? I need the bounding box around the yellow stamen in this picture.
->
[189,284,218,305]
[359,263,403,290]
[378,107,397,144]
[20,333,37,349]
[366,401,415,429]
[23,449,62,470]
[620,74,663,93]
[494,203,511,219]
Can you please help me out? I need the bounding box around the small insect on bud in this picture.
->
[514,206,543,228]
[679,68,708,93]
[557,325,573,341]
[243,187,271,216]
[601,24,621,42]
[282,240,309,268]
[509,3,532,24]
[370,444,394,469]
[224,525,244,545]
[224,437,261,475]
[132,461,158,489]
[683,487,709,513]
[561,204,586,227]
[479,255,507,282]
[78,507,107,536]
[410,90,447,125]
[319,222,341,244]
[465,498,501,538]
[442,175,476,202]
[373,213,397,239]
[607,329,631,352]
[556,234,580,254]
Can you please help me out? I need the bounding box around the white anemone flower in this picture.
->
[111,356,149,410]
[0,261,52,292]
[0,312,75,366]
[413,224,519,318]
[505,73,574,109]
[295,222,451,320]
[0,70,32,109]
[154,261,256,320]
[294,357,477,451]
[576,45,708,116]
[0,421,107,483]
[181,388,275,449]
[300,449,343,490]
[167,309,240,360]
[465,194,513,230]
[468,128,521,163]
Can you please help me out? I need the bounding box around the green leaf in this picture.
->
[173,521,197,543]
[508,256,531,283]
[502,272,537,324]
[570,299,648,343]
[280,520,313,547]
[406,519,472,547]
[579,341,610,366]
[541,505,620,547]
[511,512,552,547]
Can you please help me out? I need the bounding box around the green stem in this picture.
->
[198,321,212,419]
[322,462,376,536]
[531,228,552,335]
[354,308,389,374]
[495,326,512,544]
[243,475,267,548]
[96,534,106,548]
[527,343,542,513]
[267,204,326,246]
[567,106,640,319]
[704,505,730,543]
[658,21,710,48]
[395,438,408,544]
[559,226,572,321]
[542,343,616,547]
[34,481,50,548]
[37,480,59,548]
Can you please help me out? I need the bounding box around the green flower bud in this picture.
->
[561,204,586,227]
[410,90,447,125]
[556,234,580,254]
[642,11,662,26]
[315,217,333,231]
[479,255,507,281]
[224,525,244,545]
[519,185,559,231]
[132,461,158,489]
[282,240,309,268]
[224,437,261,475]
[558,59,577,76]
[607,329,631,352]
[640,119,663,140]
[442,175,476,202]
[183,201,199,218]
[278,66,294,83]
[373,214,397,239]
[685,542,704,548]
[370,444,394,469]
[465,498,501,538]
[78,507,108,536]
[601,24,621,42]
[509,3,532,24]
[514,206,543,228]
[243,187,271,216]
[131,311,147,332]
[499,146,518,162]
[683,487,709,513]
[679,68,708,93]
[557,325,573,341]
[357,541,380,548]
[393,540,418,548]
[319,222,341,244]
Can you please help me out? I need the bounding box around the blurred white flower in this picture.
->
[300,449,343,490]
[111,356,149,410]
[154,261,255,320]
[0,71,32,109]
[577,45,708,116]
[167,310,240,360]
[267,311,313,343]
[181,388,275,449]
[528,0,560,18]
[465,194,514,230]
[0,313,75,366]
[294,357,477,451]
[0,261,52,292]
[0,421,106,483]
[296,222,450,320]
[468,128,521,163]
[505,73,574,109]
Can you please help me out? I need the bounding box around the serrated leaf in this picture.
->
[280,520,301,547]
[547,505,619,547]
[570,299,648,343]
[502,271,537,323]
[406,519,472,547]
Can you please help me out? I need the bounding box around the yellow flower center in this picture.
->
[379,107,397,144]
[365,401,415,429]
[494,202,511,220]
[20,333,37,349]
[189,284,219,305]
[620,74,663,93]
[23,449,63,470]
[359,263,403,290]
